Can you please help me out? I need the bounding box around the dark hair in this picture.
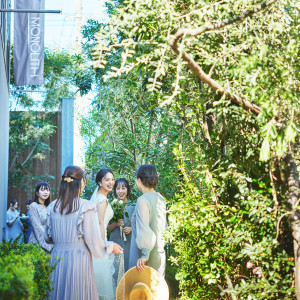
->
[9,199,18,206]
[26,200,33,206]
[113,178,131,198]
[95,168,114,186]
[55,165,86,215]
[34,182,51,207]
[136,164,158,188]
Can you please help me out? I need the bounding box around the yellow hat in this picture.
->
[116,266,169,300]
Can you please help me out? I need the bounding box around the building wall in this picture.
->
[7,112,62,214]
[0,0,10,240]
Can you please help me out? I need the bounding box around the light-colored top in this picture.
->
[130,192,166,276]
[28,202,53,252]
[135,192,166,259]
[5,209,23,241]
[90,192,114,240]
[44,198,114,258]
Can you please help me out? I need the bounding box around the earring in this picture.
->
[99,184,102,187]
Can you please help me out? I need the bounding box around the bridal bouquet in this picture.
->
[110,199,129,241]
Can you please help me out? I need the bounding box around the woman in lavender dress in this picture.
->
[28,182,53,253]
[5,198,23,241]
[44,166,123,300]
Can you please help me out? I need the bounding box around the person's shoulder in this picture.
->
[29,202,39,210]
[136,195,149,206]
[95,194,108,204]
[80,198,94,206]
[127,201,136,210]
[157,192,166,201]
[47,200,57,210]
[79,198,96,212]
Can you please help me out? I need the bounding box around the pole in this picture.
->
[0,9,61,13]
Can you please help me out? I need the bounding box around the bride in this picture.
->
[90,168,123,300]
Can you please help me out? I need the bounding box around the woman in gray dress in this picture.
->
[108,178,135,271]
[129,164,167,276]
[5,198,23,241]
[44,165,123,300]
[28,182,53,253]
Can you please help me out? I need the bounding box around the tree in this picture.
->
[91,0,299,298]
[9,49,92,190]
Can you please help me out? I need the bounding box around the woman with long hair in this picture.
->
[28,182,53,252]
[129,164,167,276]
[90,168,123,300]
[108,178,135,272]
[44,166,122,300]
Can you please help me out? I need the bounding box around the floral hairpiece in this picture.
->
[64,177,73,183]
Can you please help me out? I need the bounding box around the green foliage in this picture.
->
[88,0,299,298]
[0,239,58,299]
[9,48,93,191]
[9,112,56,189]
[167,158,294,299]
[0,255,36,300]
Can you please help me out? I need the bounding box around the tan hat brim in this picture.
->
[116,266,169,300]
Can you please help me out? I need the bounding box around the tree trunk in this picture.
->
[146,111,155,164]
[285,147,300,299]
[130,118,137,171]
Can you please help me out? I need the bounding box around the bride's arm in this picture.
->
[97,201,107,239]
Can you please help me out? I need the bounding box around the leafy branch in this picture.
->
[169,0,279,115]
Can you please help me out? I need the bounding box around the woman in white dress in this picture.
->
[90,168,123,300]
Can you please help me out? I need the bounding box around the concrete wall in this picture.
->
[0,39,9,241]
[61,98,74,173]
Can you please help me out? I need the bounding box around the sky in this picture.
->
[44,0,107,49]
[11,0,108,165]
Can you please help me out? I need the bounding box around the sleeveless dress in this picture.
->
[90,190,116,300]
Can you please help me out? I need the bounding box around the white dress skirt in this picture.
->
[90,189,120,300]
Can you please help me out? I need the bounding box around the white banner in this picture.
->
[14,0,45,86]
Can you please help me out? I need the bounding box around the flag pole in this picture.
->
[0,9,61,13]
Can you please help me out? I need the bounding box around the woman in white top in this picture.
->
[90,168,123,300]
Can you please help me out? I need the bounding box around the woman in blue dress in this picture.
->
[5,198,23,241]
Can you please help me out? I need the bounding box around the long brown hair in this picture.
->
[54,166,86,215]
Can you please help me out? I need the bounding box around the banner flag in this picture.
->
[14,0,45,86]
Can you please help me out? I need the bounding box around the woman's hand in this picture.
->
[122,226,132,234]
[136,258,147,272]
[112,243,123,254]
[117,219,124,227]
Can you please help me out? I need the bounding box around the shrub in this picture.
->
[0,254,36,299]
[0,238,58,299]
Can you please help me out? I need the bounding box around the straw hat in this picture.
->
[116,266,169,300]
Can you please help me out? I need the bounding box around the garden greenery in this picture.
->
[0,238,58,299]
[84,0,299,298]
